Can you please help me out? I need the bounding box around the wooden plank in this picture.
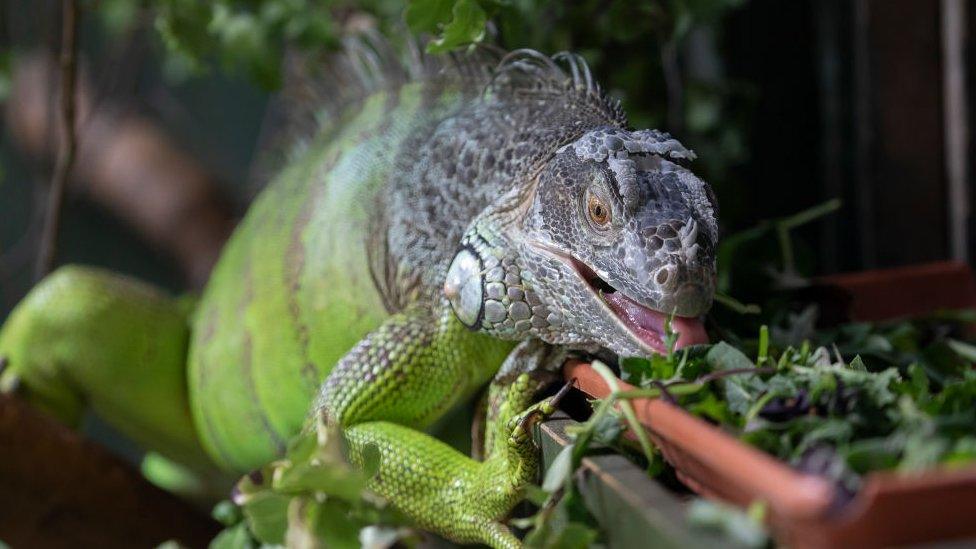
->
[536,413,734,549]
[0,394,220,548]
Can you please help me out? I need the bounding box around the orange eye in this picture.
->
[587,194,611,226]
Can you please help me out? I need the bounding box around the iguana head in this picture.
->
[525,127,717,357]
[446,127,717,358]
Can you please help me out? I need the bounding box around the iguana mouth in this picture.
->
[528,240,708,354]
[568,257,709,355]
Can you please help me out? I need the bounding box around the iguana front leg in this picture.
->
[311,307,561,547]
[315,302,513,429]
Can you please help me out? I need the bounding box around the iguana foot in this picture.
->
[340,374,569,549]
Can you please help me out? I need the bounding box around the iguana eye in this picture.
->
[587,193,611,227]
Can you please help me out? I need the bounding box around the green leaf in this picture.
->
[619,356,651,385]
[927,372,976,415]
[426,0,487,53]
[686,498,768,548]
[208,522,255,549]
[523,489,600,549]
[153,0,211,72]
[706,341,757,371]
[905,363,930,403]
[664,313,679,358]
[405,0,456,33]
[240,488,290,544]
[271,420,367,501]
[757,325,769,365]
[687,392,734,424]
[589,410,624,447]
[835,366,900,407]
[211,500,243,527]
[706,342,764,415]
[947,338,976,363]
[542,444,575,493]
[524,484,550,506]
[792,419,853,458]
[899,434,949,472]
[229,417,384,545]
[845,437,902,473]
[944,436,976,466]
[538,522,599,549]
[285,497,363,549]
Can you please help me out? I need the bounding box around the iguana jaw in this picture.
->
[530,241,708,355]
[570,257,709,354]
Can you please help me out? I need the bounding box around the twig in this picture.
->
[683,366,777,386]
[648,379,677,404]
[35,0,78,281]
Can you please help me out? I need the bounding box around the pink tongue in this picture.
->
[602,292,709,351]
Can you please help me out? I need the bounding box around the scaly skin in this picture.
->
[345,367,559,549]
[0,46,719,547]
[188,84,466,470]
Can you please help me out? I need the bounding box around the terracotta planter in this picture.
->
[814,260,976,322]
[565,261,976,548]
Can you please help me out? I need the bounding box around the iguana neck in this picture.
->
[382,87,628,311]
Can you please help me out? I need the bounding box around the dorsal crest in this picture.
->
[484,49,626,128]
[277,35,629,150]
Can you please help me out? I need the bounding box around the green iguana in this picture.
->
[0,41,717,548]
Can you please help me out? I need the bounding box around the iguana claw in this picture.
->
[515,379,574,435]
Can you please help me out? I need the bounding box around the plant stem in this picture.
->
[590,361,657,466]
[758,325,770,365]
[775,198,842,274]
[35,0,78,281]
[778,198,843,230]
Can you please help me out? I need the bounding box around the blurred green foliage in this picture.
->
[0,51,11,103]
[81,0,751,186]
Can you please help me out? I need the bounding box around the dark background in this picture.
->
[0,0,973,316]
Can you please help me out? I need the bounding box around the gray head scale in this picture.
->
[506,126,718,358]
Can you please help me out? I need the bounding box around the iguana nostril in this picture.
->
[655,266,672,286]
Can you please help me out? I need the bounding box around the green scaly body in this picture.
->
[188,81,510,471]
